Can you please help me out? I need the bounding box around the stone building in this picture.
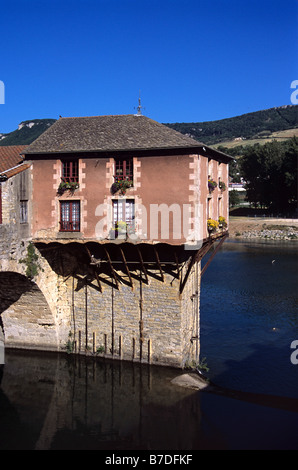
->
[0,146,34,356]
[0,146,31,247]
[1,116,232,368]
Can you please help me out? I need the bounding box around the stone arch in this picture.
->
[0,272,59,351]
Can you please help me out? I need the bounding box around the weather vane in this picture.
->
[135,91,145,116]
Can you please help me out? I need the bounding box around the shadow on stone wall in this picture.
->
[0,272,36,314]
[0,272,57,350]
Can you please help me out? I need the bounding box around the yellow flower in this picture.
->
[207,218,219,230]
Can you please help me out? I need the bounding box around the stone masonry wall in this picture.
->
[0,170,31,271]
[0,273,58,351]
[62,262,200,368]
[0,242,201,367]
[0,233,201,368]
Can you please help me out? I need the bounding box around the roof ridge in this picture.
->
[58,114,138,119]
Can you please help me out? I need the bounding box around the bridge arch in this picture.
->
[0,272,59,352]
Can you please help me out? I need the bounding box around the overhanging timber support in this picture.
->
[136,246,149,284]
[33,234,229,296]
[179,241,212,294]
[153,247,164,282]
[119,247,134,289]
[103,246,119,290]
[85,245,102,292]
[201,234,228,277]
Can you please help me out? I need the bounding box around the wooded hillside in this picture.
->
[166,105,298,145]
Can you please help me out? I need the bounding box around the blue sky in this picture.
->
[0,0,297,133]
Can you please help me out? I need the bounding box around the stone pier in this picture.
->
[0,238,204,368]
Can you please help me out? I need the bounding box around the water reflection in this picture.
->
[1,240,298,450]
[0,350,207,450]
[1,349,298,450]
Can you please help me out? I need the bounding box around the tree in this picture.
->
[240,138,297,213]
[229,189,240,208]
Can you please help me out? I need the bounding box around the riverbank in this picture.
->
[228,216,298,240]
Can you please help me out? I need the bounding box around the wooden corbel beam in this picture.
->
[103,246,119,289]
[136,246,149,284]
[201,234,228,277]
[179,241,213,294]
[119,246,134,289]
[84,245,102,292]
[153,247,164,282]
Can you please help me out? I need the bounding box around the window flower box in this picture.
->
[207,218,219,233]
[208,178,217,193]
[58,181,79,194]
[218,216,227,229]
[219,181,226,191]
[111,178,133,195]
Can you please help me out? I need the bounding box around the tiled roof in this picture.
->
[0,145,27,172]
[23,115,205,155]
[4,163,31,179]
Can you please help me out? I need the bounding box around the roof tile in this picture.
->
[0,145,27,172]
[23,115,204,154]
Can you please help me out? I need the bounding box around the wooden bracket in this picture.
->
[136,246,149,284]
[84,245,102,292]
[119,246,134,289]
[179,241,213,294]
[201,234,228,277]
[153,247,164,282]
[103,246,119,289]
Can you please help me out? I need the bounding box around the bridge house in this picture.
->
[1,115,231,368]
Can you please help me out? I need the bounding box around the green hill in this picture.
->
[1,105,297,148]
[165,105,298,146]
[0,119,56,146]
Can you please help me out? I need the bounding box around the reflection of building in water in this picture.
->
[1,351,207,450]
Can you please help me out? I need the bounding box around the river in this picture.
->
[0,240,297,450]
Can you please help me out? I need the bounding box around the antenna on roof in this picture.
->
[134,91,145,116]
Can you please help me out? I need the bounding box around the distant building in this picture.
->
[229,182,246,192]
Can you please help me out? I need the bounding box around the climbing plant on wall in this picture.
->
[19,242,43,279]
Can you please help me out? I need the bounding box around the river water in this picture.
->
[0,240,297,450]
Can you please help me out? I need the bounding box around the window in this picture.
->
[20,200,28,224]
[207,197,212,220]
[218,197,223,218]
[62,160,79,183]
[113,199,135,230]
[114,158,133,182]
[60,201,80,232]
